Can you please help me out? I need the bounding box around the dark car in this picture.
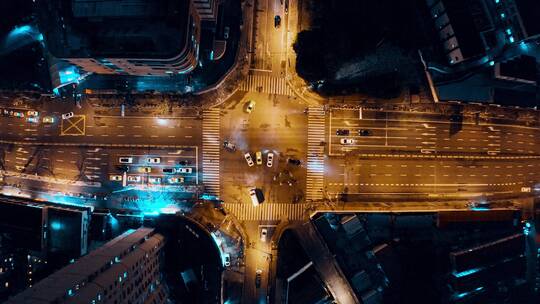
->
[162,168,175,174]
[358,129,373,136]
[336,129,349,136]
[288,158,301,166]
[178,160,190,166]
[255,270,262,288]
[115,165,129,172]
[274,15,281,28]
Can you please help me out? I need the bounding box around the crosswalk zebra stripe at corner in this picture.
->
[224,203,308,221]
[239,74,294,96]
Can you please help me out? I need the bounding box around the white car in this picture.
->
[224,253,231,267]
[260,228,268,242]
[250,188,260,206]
[340,138,354,145]
[127,176,141,182]
[521,187,531,193]
[62,112,74,119]
[177,167,193,174]
[148,177,161,184]
[109,175,122,181]
[168,177,185,184]
[256,151,262,165]
[146,157,161,164]
[119,157,133,164]
[27,117,39,123]
[244,153,254,167]
[245,100,256,113]
[266,152,274,167]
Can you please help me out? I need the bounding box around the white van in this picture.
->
[249,188,260,207]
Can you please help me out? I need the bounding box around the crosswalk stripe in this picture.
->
[306,107,326,201]
[224,203,308,221]
[239,73,294,96]
[202,109,221,197]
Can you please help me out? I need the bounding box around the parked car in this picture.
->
[115,165,129,172]
[244,100,256,113]
[358,129,372,136]
[148,177,162,184]
[127,176,141,182]
[340,138,355,145]
[168,177,185,184]
[146,157,160,164]
[13,111,24,118]
[139,167,152,173]
[162,168,176,174]
[119,157,133,164]
[244,152,254,167]
[336,129,349,136]
[287,158,301,166]
[27,111,39,117]
[256,151,262,165]
[27,117,39,123]
[62,112,74,119]
[178,160,190,166]
[42,116,55,124]
[266,152,274,167]
[177,167,193,174]
[109,175,122,181]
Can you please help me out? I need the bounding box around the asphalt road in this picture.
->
[220,91,307,207]
[328,108,539,155]
[324,107,540,201]
[0,100,201,146]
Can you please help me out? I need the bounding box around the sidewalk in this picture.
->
[308,199,520,218]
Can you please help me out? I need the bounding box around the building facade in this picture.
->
[6,228,167,304]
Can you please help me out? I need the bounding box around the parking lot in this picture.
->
[107,147,199,189]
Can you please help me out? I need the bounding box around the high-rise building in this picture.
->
[36,0,221,77]
[6,228,167,304]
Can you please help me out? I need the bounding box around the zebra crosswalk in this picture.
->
[239,74,294,96]
[224,203,308,221]
[202,109,221,197]
[306,107,326,201]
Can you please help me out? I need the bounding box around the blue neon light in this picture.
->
[453,267,481,278]
[59,66,81,84]
[50,221,63,230]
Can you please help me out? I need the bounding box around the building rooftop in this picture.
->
[442,0,486,59]
[6,228,161,304]
[37,0,190,58]
[515,0,540,38]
